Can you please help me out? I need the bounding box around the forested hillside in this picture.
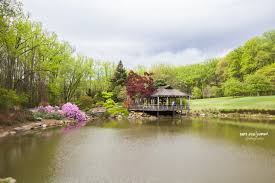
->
[149,32,275,98]
[1,0,275,111]
[0,0,116,108]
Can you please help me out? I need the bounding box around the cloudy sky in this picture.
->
[24,0,275,68]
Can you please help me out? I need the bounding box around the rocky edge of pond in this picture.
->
[0,119,77,138]
[0,107,159,138]
[190,110,275,120]
[127,111,158,121]
[87,107,158,121]
[0,177,16,183]
[3,106,273,138]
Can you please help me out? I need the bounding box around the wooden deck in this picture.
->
[128,105,189,112]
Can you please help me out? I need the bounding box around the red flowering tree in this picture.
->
[126,71,156,100]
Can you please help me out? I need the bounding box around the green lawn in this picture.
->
[190,96,275,110]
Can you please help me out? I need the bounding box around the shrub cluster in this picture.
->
[0,88,27,110]
[61,103,87,122]
[35,103,87,122]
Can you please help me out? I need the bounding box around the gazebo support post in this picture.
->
[157,97,160,109]
[180,97,183,115]
[188,96,190,113]
[157,97,160,117]
[173,100,175,118]
[166,97,169,110]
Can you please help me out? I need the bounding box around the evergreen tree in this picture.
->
[110,60,127,89]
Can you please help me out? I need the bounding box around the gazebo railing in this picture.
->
[128,104,188,111]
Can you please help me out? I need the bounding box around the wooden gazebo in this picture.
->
[128,86,191,116]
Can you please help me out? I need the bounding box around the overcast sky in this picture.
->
[23,0,275,68]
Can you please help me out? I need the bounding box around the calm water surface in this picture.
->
[0,118,275,183]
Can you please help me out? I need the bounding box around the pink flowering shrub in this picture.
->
[61,103,87,123]
[36,103,87,123]
[38,105,61,113]
[35,105,64,120]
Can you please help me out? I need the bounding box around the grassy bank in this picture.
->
[191,96,275,110]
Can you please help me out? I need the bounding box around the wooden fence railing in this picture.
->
[128,104,188,111]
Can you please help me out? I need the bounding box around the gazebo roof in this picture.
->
[151,86,190,97]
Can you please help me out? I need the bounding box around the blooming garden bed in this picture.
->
[34,103,87,123]
[0,103,89,139]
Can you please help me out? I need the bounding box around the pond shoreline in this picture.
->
[1,110,275,139]
[189,109,275,121]
[0,119,78,139]
[1,117,275,183]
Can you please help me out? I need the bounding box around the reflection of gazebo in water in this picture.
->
[128,86,191,116]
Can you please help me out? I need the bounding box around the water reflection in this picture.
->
[0,118,275,183]
[0,130,61,183]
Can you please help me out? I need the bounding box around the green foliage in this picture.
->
[109,61,127,102]
[202,85,212,98]
[256,63,275,87]
[102,91,113,100]
[181,98,188,106]
[225,47,243,79]
[244,74,272,95]
[33,112,64,120]
[154,79,167,87]
[1,0,275,107]
[91,93,104,105]
[0,88,26,109]
[0,1,116,107]
[95,101,104,107]
[174,59,218,94]
[103,99,116,109]
[210,86,223,98]
[113,85,127,102]
[134,65,147,75]
[144,31,275,98]
[107,105,129,116]
[60,55,93,102]
[192,87,202,99]
[78,96,93,110]
[222,78,244,97]
[110,60,127,89]
[151,64,175,87]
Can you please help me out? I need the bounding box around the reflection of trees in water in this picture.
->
[0,130,61,182]
[189,118,275,151]
[112,118,275,151]
[61,122,87,133]
[0,118,275,182]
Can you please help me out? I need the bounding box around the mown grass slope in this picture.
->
[190,96,275,110]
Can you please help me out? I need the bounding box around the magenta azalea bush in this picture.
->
[36,103,87,123]
[61,103,87,122]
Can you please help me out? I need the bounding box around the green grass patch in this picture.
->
[191,96,275,111]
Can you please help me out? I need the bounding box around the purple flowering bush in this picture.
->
[61,103,87,123]
[35,103,87,123]
[38,105,55,113]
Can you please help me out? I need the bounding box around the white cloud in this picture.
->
[23,0,275,67]
[132,48,208,67]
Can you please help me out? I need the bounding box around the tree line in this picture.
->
[0,0,116,108]
[1,0,275,111]
[147,31,275,98]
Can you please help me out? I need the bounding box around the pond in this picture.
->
[1,118,275,183]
